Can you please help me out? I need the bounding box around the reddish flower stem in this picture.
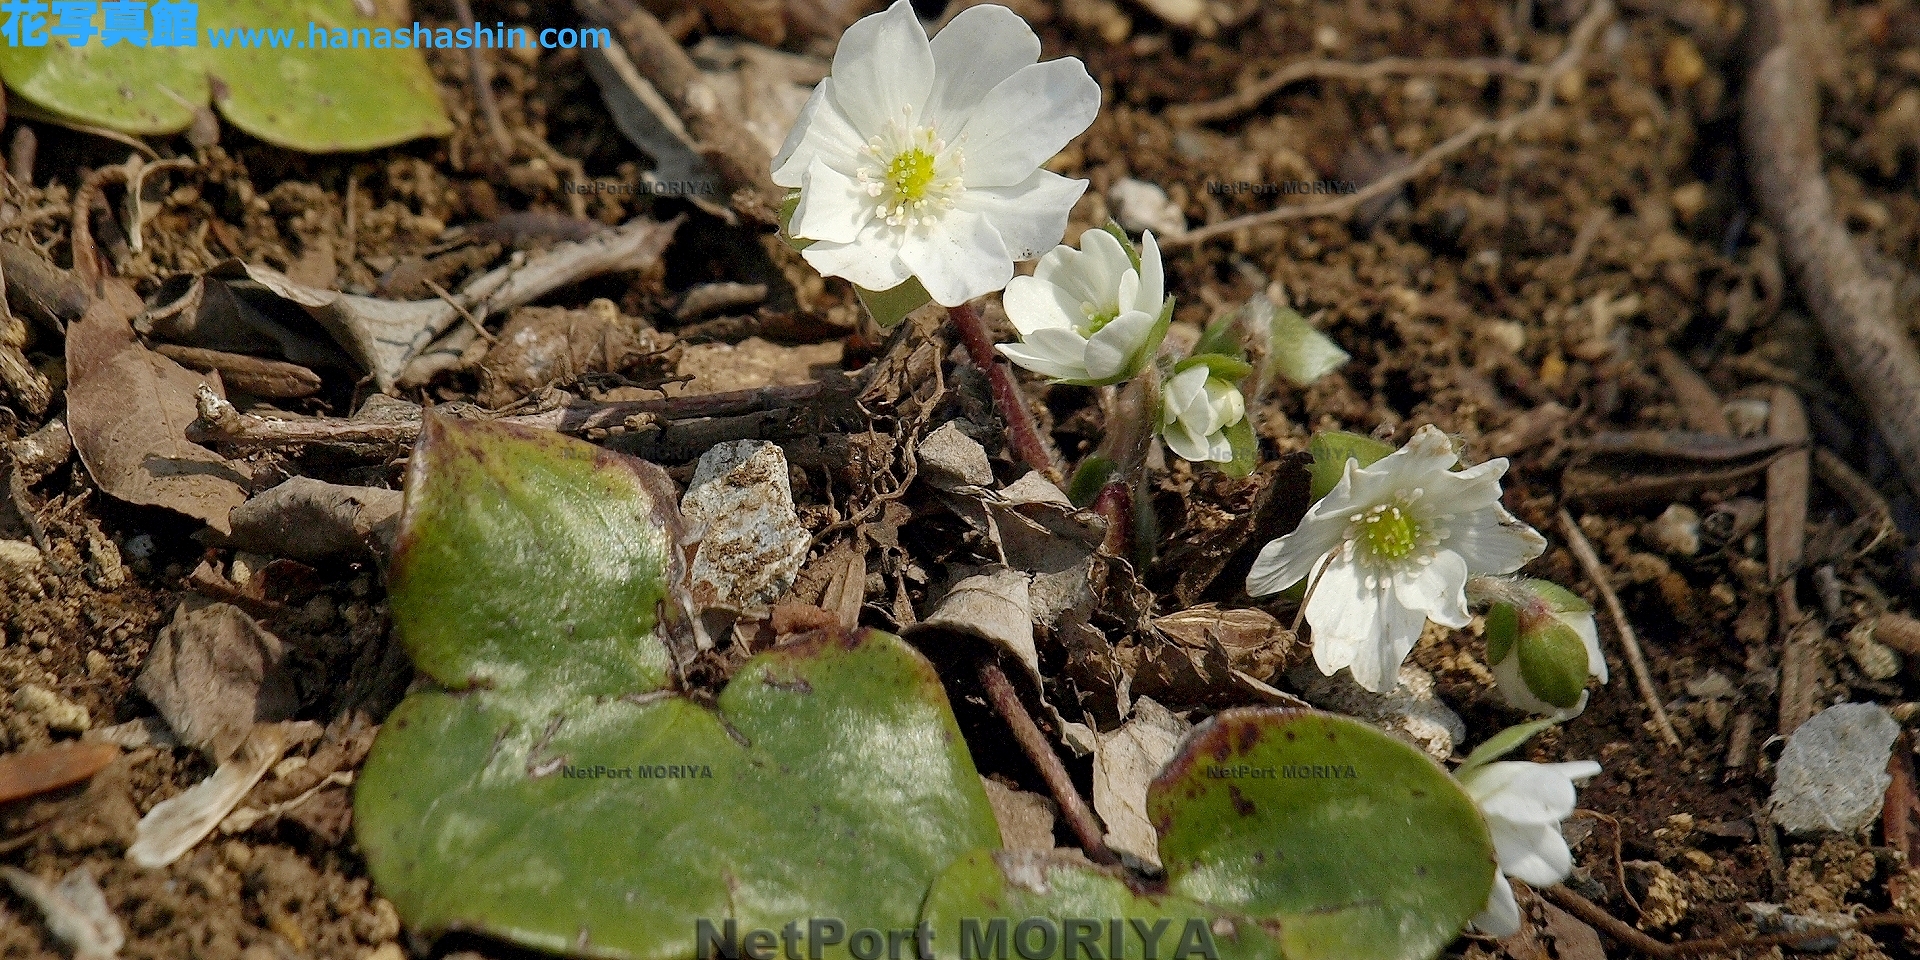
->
[947,301,1061,481]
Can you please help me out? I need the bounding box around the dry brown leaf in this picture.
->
[0,741,121,804]
[135,602,299,761]
[1091,697,1190,868]
[65,279,248,533]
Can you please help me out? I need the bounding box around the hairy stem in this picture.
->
[947,301,1061,481]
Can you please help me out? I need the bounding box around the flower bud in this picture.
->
[1484,579,1607,713]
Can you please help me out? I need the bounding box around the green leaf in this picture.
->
[1174,353,1255,383]
[920,850,1287,960]
[857,277,934,328]
[362,417,998,959]
[1516,620,1590,710]
[358,629,999,960]
[1220,416,1258,479]
[1066,455,1120,508]
[1455,718,1562,778]
[1266,306,1350,388]
[1484,602,1519,666]
[1192,311,1247,363]
[388,415,682,700]
[0,0,452,151]
[1306,431,1396,502]
[1150,709,1496,960]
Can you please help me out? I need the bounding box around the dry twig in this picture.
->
[979,661,1118,866]
[451,0,515,161]
[1168,56,1541,126]
[1766,386,1819,736]
[1557,508,1682,750]
[1164,0,1612,248]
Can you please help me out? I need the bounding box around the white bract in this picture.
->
[772,1,1101,307]
[1244,425,1547,693]
[1160,365,1245,463]
[998,228,1168,385]
[1459,759,1603,936]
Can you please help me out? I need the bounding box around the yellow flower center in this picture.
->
[886,148,938,202]
[856,116,965,229]
[1357,504,1421,561]
[1082,306,1120,335]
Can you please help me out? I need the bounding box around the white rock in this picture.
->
[682,441,810,615]
[1285,663,1464,760]
[1645,504,1701,556]
[13,684,90,734]
[1109,178,1186,238]
[1769,703,1900,835]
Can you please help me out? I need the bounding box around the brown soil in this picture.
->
[5,0,1920,957]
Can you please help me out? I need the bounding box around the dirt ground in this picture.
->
[5,0,1920,956]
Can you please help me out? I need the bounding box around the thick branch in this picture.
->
[1742,0,1920,499]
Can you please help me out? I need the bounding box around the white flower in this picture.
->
[771,1,1101,307]
[1160,365,1245,463]
[1459,760,1603,936]
[997,228,1169,385]
[1244,425,1547,693]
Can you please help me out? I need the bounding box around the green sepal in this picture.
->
[1456,717,1563,778]
[778,189,806,248]
[1103,218,1142,272]
[1484,602,1519,666]
[856,278,935,329]
[1220,416,1259,478]
[1307,431,1396,502]
[1066,455,1120,508]
[1517,620,1590,710]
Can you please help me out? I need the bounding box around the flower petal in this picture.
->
[1304,555,1428,692]
[790,158,870,244]
[1135,231,1165,309]
[1083,309,1155,381]
[1567,611,1608,683]
[924,3,1041,134]
[957,59,1101,187]
[1447,505,1548,575]
[1394,549,1471,627]
[999,340,1088,381]
[773,80,866,187]
[955,170,1087,261]
[829,0,936,135]
[896,209,1012,306]
[1246,517,1350,595]
[799,223,912,293]
[1003,275,1078,335]
[1163,421,1214,462]
[1471,876,1523,938]
[1491,820,1573,887]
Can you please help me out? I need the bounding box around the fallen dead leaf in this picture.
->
[65,279,248,533]
[135,603,299,761]
[1091,696,1190,868]
[0,741,121,804]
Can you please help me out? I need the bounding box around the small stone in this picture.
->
[1285,662,1464,760]
[362,944,405,960]
[1769,702,1899,835]
[1662,36,1706,89]
[0,539,45,594]
[1846,623,1902,680]
[1628,860,1689,930]
[1722,398,1771,437]
[84,651,112,679]
[917,421,994,490]
[1108,178,1186,238]
[683,441,809,615]
[1622,552,1672,584]
[12,684,91,734]
[1645,504,1701,556]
